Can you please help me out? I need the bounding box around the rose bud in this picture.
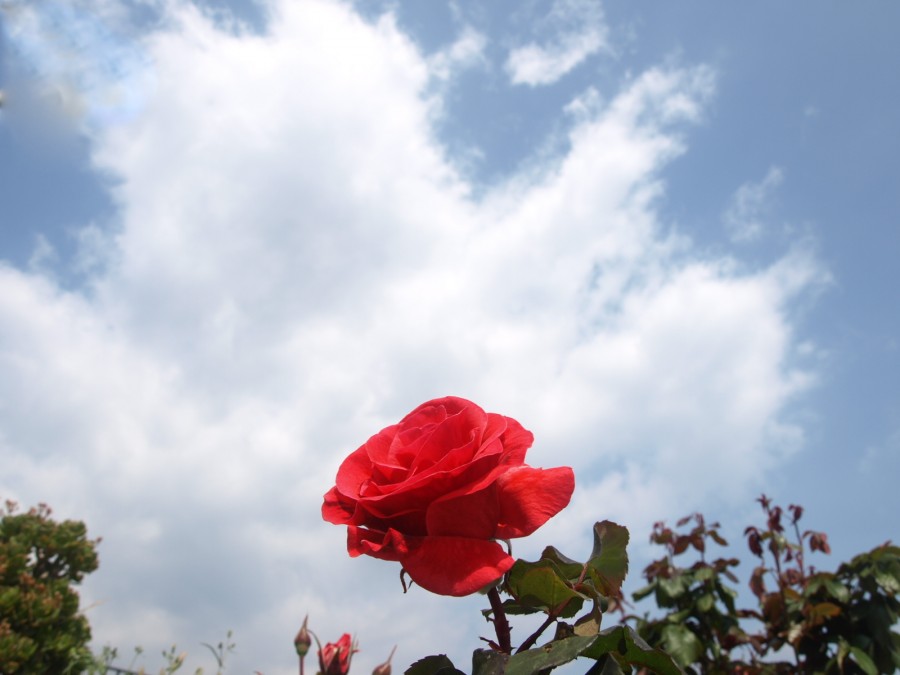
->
[318,634,356,675]
[294,615,312,657]
[322,396,575,596]
[372,646,396,675]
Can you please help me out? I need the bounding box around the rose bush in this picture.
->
[322,396,574,596]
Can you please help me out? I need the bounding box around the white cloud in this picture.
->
[428,26,487,82]
[0,0,152,130]
[0,1,825,673]
[724,166,785,243]
[505,0,610,87]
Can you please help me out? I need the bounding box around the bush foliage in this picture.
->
[0,500,99,674]
[627,496,900,674]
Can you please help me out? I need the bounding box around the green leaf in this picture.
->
[632,583,655,602]
[471,649,509,675]
[658,574,688,603]
[714,581,738,615]
[587,521,630,597]
[405,655,466,675]
[693,567,715,583]
[585,655,626,675]
[487,599,542,617]
[823,577,850,604]
[696,593,714,613]
[506,635,598,675]
[506,560,584,618]
[582,626,684,675]
[539,546,585,580]
[660,624,703,668]
[874,567,900,594]
[849,647,878,675]
[574,603,603,637]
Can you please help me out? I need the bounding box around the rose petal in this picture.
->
[322,486,356,525]
[497,417,533,466]
[494,466,575,539]
[399,534,514,597]
[424,465,573,539]
[354,450,510,520]
[347,526,513,596]
[347,526,406,561]
[335,445,377,498]
[407,402,488,474]
[425,484,499,539]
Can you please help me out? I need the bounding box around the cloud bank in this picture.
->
[0,0,824,672]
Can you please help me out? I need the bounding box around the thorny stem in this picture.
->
[516,614,556,654]
[487,586,512,654]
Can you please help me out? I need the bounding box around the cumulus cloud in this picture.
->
[505,0,610,86]
[0,1,825,673]
[724,166,785,243]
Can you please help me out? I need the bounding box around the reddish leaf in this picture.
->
[808,532,831,554]
[691,533,705,554]
[749,566,766,599]
[745,528,763,557]
[781,568,802,586]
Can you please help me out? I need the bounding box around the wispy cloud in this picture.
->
[428,25,487,82]
[0,1,824,673]
[505,0,610,86]
[724,166,785,243]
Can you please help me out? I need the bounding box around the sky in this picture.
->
[0,0,898,672]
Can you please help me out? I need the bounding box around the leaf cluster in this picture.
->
[0,500,100,674]
[627,514,745,672]
[627,497,900,674]
[409,521,683,675]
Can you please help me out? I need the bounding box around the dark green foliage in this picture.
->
[627,514,747,672]
[468,520,683,674]
[0,500,100,674]
[628,497,900,674]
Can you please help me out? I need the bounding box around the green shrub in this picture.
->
[0,500,99,674]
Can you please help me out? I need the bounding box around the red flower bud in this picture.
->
[318,634,357,675]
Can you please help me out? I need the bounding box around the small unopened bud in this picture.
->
[294,615,312,657]
[373,646,396,675]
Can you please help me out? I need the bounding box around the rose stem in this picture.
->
[516,614,556,653]
[487,586,512,654]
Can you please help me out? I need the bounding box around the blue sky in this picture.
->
[1,1,898,673]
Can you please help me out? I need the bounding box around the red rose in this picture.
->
[322,396,575,596]
[318,634,356,675]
